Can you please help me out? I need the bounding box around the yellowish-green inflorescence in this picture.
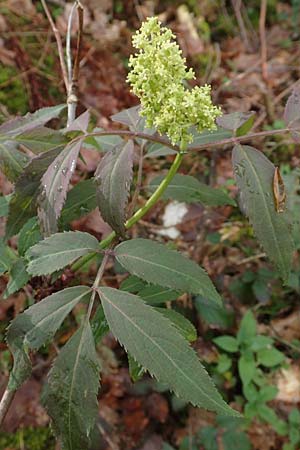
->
[127,17,222,150]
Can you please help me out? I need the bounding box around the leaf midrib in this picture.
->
[241,147,284,272]
[100,290,229,414]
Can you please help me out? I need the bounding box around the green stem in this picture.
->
[71,152,184,272]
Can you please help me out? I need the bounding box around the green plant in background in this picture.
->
[214,311,291,435]
[0,9,299,450]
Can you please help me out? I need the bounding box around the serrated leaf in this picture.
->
[0,104,66,138]
[13,127,68,153]
[0,141,29,181]
[26,231,99,276]
[60,179,97,228]
[90,305,109,344]
[85,127,123,151]
[120,275,146,293]
[4,258,29,299]
[42,322,99,450]
[145,142,177,158]
[232,145,295,282]
[155,307,197,341]
[18,217,42,256]
[128,353,145,382]
[98,287,237,416]
[284,89,300,142]
[0,194,12,217]
[148,174,235,206]
[0,239,15,274]
[7,286,91,390]
[6,146,62,238]
[217,112,255,136]
[111,105,145,131]
[38,140,82,235]
[95,140,134,235]
[188,128,232,148]
[115,239,222,305]
[138,285,180,305]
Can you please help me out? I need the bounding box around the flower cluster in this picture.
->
[127,17,221,149]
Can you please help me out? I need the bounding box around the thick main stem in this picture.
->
[72,152,184,271]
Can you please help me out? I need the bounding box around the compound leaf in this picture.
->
[7,286,91,390]
[232,145,295,282]
[98,287,237,416]
[14,127,68,153]
[217,112,255,136]
[42,322,99,450]
[26,231,99,276]
[148,174,235,206]
[115,238,222,305]
[4,258,29,299]
[95,140,134,235]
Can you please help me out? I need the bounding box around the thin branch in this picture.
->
[259,0,268,84]
[66,1,84,127]
[41,0,68,91]
[0,387,15,427]
[78,126,291,155]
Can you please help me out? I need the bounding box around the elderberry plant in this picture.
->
[0,15,298,450]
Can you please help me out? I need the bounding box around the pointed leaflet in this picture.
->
[26,231,99,276]
[3,258,29,299]
[98,287,237,416]
[284,88,300,142]
[38,140,82,235]
[216,112,255,136]
[13,127,68,154]
[232,145,294,282]
[6,146,62,238]
[7,286,91,390]
[0,141,29,182]
[111,105,145,131]
[59,179,97,228]
[0,104,66,138]
[0,194,11,217]
[84,127,123,152]
[148,174,235,206]
[42,323,99,450]
[95,140,134,235]
[115,239,222,305]
[154,307,197,342]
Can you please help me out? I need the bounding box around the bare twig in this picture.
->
[259,0,268,83]
[66,1,84,126]
[41,0,68,91]
[231,0,252,51]
[0,387,15,427]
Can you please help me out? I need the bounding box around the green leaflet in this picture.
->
[7,286,91,390]
[0,194,11,217]
[42,323,100,450]
[148,174,235,206]
[0,239,15,274]
[4,258,29,299]
[138,285,180,305]
[18,217,42,256]
[216,112,255,136]
[13,127,68,154]
[154,307,197,342]
[26,231,99,276]
[6,146,62,238]
[115,238,222,305]
[0,104,66,138]
[98,287,237,416]
[95,140,134,236]
[0,141,29,182]
[232,145,295,282]
[59,179,97,228]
